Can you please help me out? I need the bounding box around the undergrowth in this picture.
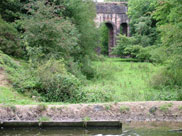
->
[83,58,180,101]
[0,53,181,104]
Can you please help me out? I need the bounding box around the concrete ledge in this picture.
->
[0,121,122,129]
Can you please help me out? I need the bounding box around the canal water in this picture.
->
[0,122,182,136]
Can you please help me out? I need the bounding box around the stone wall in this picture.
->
[95,2,129,55]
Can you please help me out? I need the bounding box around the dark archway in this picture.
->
[120,23,128,36]
[105,22,114,55]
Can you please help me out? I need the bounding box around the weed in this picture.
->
[120,105,130,113]
[178,106,182,111]
[37,104,47,112]
[39,116,50,122]
[82,116,90,122]
[104,104,111,111]
[159,103,173,112]
[114,101,118,105]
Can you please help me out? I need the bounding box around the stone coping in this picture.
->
[0,121,122,128]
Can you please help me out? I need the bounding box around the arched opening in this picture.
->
[120,23,128,36]
[106,22,114,55]
[99,22,114,56]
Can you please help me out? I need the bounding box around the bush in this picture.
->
[124,45,142,58]
[150,46,167,63]
[83,87,115,102]
[150,67,182,89]
[112,34,154,62]
[22,0,80,62]
[136,46,153,62]
[0,16,23,56]
[112,34,137,57]
[37,59,85,102]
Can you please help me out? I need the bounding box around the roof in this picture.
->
[96,2,128,14]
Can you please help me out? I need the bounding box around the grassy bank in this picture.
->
[83,58,164,101]
[0,87,34,105]
[0,57,179,104]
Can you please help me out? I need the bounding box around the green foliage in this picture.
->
[82,116,90,122]
[112,34,155,62]
[128,0,158,46]
[0,51,40,95]
[150,0,182,97]
[84,87,115,102]
[61,0,99,78]
[0,52,85,103]
[0,0,22,22]
[112,34,137,57]
[0,17,23,56]
[60,0,98,56]
[124,45,142,58]
[22,0,80,62]
[159,103,173,112]
[99,23,109,55]
[120,105,130,113]
[149,46,167,63]
[21,0,98,80]
[104,0,128,1]
[39,116,50,122]
[37,59,84,102]
[104,104,111,110]
[83,58,161,102]
[136,46,153,62]
[178,106,182,111]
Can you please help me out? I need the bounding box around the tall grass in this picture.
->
[83,58,168,102]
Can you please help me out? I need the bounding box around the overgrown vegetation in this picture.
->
[0,0,98,103]
[1,0,182,104]
[106,0,182,100]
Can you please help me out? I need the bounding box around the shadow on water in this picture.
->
[1,122,182,136]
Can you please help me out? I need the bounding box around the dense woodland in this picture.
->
[0,0,182,103]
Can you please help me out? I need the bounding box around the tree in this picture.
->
[151,0,182,91]
[128,0,158,46]
[0,0,22,22]
[22,0,80,62]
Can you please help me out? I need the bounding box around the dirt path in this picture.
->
[0,101,182,122]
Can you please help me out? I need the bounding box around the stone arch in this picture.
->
[105,22,115,55]
[120,23,128,36]
[95,2,130,56]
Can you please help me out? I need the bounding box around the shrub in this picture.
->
[124,45,142,58]
[37,59,84,102]
[83,87,115,102]
[136,46,153,62]
[112,34,137,57]
[112,34,154,62]
[0,16,23,56]
[149,46,167,63]
[22,0,80,62]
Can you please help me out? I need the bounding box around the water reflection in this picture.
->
[1,128,182,136]
[0,122,182,136]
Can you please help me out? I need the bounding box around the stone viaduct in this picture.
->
[95,2,129,55]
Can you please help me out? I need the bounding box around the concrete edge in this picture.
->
[0,121,122,129]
